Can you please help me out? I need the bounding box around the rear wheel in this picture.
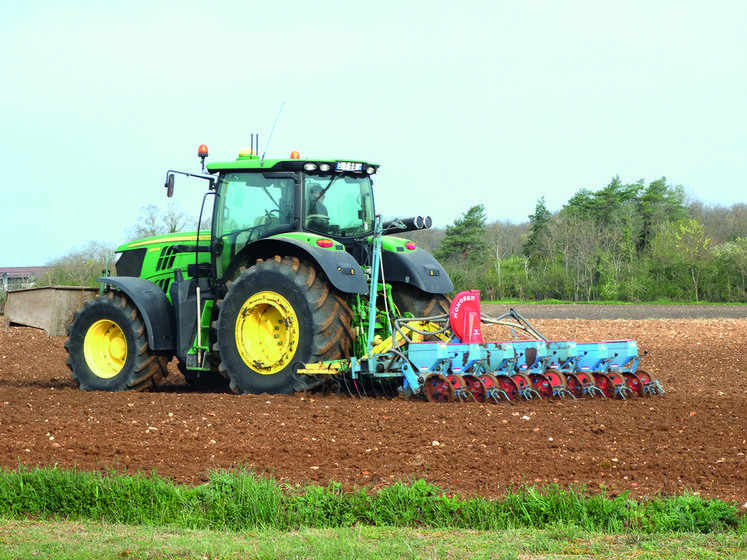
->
[391,283,452,350]
[65,292,168,391]
[214,256,354,395]
[390,282,450,319]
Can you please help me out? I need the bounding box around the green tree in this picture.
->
[434,205,489,294]
[522,196,553,267]
[435,204,489,265]
[564,176,642,223]
[650,219,712,302]
[713,237,747,301]
[639,177,687,250]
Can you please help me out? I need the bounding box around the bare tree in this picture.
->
[162,202,192,233]
[553,215,607,301]
[127,202,195,240]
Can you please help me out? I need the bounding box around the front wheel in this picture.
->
[65,292,168,391]
[214,255,354,395]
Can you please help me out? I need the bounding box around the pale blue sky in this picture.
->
[2,0,745,266]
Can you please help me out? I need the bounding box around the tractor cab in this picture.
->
[302,172,375,237]
[204,150,378,281]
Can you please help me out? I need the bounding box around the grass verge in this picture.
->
[0,466,743,533]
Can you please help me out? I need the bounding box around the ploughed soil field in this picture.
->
[1,305,746,506]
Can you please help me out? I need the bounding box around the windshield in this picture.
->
[213,172,295,276]
[304,174,375,237]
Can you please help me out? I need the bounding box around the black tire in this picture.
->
[214,255,354,395]
[390,282,451,319]
[65,292,168,391]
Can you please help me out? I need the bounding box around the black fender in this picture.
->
[381,247,453,294]
[228,237,368,294]
[97,276,176,352]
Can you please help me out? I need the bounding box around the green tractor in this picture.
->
[65,144,453,394]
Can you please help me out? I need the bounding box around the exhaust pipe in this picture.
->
[382,215,432,234]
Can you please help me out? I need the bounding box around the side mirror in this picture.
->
[165,174,174,197]
[211,238,224,255]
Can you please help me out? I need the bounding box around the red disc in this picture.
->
[463,374,487,403]
[448,374,465,391]
[575,371,596,394]
[497,374,519,402]
[592,372,615,398]
[512,372,532,397]
[423,374,455,403]
[544,369,567,394]
[623,372,644,397]
[564,373,583,398]
[529,373,552,399]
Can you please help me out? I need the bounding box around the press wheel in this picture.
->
[592,372,615,398]
[623,372,644,397]
[496,374,519,401]
[423,373,455,403]
[528,373,552,399]
[564,373,583,398]
[543,369,567,396]
[463,373,487,403]
[512,372,534,399]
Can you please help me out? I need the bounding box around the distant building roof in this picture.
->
[0,266,51,279]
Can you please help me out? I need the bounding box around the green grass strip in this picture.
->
[0,466,742,534]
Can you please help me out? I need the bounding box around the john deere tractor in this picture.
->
[65,144,453,394]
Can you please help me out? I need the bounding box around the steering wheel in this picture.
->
[306,214,330,222]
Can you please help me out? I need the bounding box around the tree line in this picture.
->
[38,180,747,303]
[421,176,747,303]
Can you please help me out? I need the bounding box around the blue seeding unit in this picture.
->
[344,291,663,403]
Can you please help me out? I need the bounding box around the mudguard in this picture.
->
[233,237,369,294]
[97,276,176,351]
[381,247,453,294]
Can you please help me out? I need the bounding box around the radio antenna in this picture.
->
[261,102,285,164]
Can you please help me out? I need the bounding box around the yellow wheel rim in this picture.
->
[83,319,127,378]
[235,291,299,375]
